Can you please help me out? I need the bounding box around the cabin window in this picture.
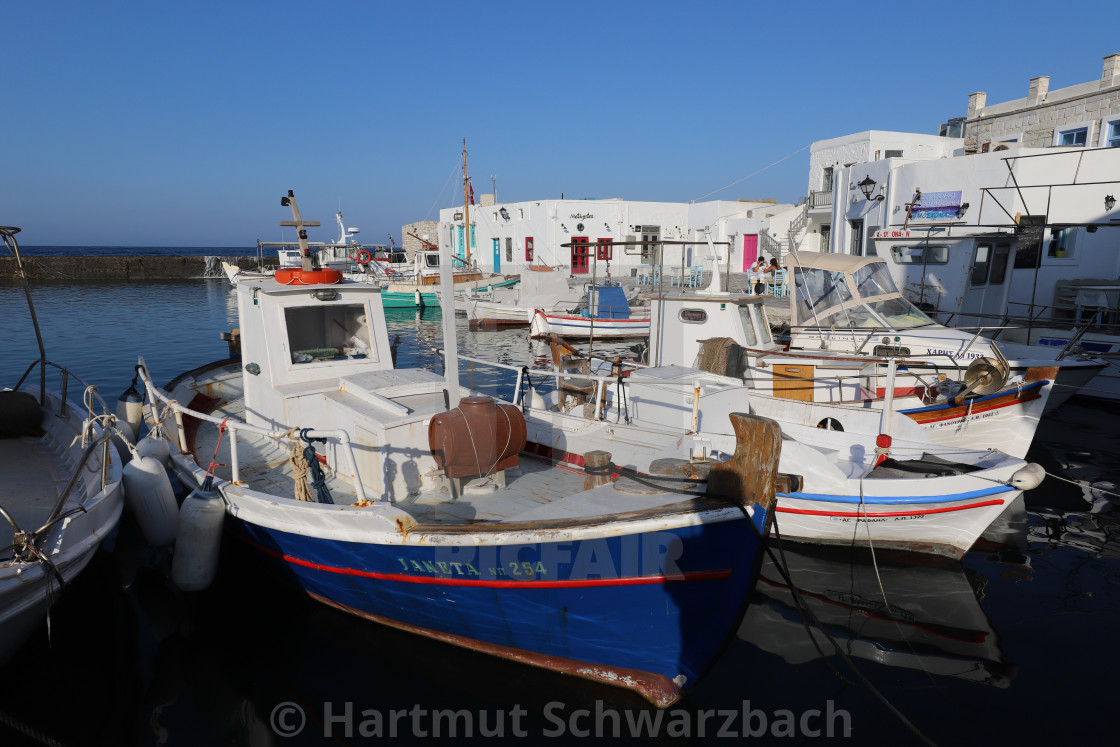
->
[735,305,759,346]
[1047,227,1075,259]
[285,303,375,364]
[971,244,992,285]
[890,245,949,265]
[679,308,708,323]
[989,244,1010,284]
[525,237,534,262]
[425,254,440,267]
[505,237,513,262]
[1013,216,1045,268]
[756,304,772,344]
[596,237,613,260]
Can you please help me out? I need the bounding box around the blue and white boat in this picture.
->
[530,283,650,340]
[136,194,777,706]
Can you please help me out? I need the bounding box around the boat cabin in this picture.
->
[646,290,781,371]
[235,277,458,499]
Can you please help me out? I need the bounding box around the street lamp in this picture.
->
[857,175,884,202]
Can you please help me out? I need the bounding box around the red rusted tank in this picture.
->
[428,396,527,479]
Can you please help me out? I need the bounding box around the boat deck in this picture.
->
[190,396,698,526]
[0,437,74,560]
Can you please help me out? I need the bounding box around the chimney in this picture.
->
[1103,54,1120,89]
[967,92,987,118]
[1028,75,1049,101]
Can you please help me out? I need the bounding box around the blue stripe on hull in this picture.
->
[229,508,769,697]
[780,483,1015,505]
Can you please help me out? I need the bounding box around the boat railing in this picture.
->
[11,358,114,419]
[136,362,369,503]
[457,352,710,428]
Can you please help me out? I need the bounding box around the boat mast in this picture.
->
[462,137,471,267]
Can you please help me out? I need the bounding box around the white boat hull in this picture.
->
[530,310,650,340]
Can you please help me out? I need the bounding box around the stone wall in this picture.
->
[0,255,264,283]
[964,54,1120,152]
[401,221,438,258]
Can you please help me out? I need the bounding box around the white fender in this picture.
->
[116,390,143,442]
[122,455,179,546]
[136,432,171,466]
[1010,462,1046,491]
[172,482,225,591]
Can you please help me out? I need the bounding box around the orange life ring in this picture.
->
[357,249,372,265]
[348,248,360,261]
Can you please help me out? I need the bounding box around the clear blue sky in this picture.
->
[3,1,1117,247]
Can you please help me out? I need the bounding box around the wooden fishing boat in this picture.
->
[134,195,777,707]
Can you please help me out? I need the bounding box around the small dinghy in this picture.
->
[0,225,124,666]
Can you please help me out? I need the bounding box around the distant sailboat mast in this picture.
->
[462,137,471,267]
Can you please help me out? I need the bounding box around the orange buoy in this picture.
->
[357,249,372,264]
[275,268,344,285]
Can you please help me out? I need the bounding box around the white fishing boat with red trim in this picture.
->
[529,284,650,340]
[484,348,1044,560]
[134,192,779,708]
[631,244,1064,459]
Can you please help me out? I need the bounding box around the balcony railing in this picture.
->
[809,190,833,209]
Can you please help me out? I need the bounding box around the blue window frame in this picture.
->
[1107,121,1120,148]
[1058,127,1088,146]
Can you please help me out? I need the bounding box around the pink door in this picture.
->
[742,235,759,272]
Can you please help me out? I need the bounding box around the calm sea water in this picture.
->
[1,276,1119,745]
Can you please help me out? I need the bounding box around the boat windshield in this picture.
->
[793,268,853,324]
[424,254,440,267]
[852,262,899,299]
[865,297,935,328]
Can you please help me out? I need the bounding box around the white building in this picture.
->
[437,197,797,277]
[800,131,964,258]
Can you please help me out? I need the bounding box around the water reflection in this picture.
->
[738,544,1015,687]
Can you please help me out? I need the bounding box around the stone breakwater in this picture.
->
[0,255,268,282]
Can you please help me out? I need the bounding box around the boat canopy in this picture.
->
[585,285,631,319]
[786,251,935,330]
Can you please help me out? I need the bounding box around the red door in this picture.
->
[743,234,759,272]
[571,237,590,274]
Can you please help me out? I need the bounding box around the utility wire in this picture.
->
[693,144,811,202]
